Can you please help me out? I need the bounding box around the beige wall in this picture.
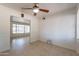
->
[0,5,39,52]
[39,8,76,50]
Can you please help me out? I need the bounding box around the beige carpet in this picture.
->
[0,40,79,56]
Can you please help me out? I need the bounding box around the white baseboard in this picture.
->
[40,39,76,51]
[0,47,10,53]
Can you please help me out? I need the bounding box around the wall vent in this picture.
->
[47,40,52,44]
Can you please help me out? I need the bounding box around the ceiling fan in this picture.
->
[21,3,49,17]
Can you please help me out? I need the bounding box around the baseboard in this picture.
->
[0,48,10,53]
[29,39,39,44]
[40,39,76,52]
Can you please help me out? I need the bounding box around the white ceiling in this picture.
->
[0,3,77,18]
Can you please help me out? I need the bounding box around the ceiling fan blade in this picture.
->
[22,8,32,10]
[39,9,49,13]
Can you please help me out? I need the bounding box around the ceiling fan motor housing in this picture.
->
[21,3,49,16]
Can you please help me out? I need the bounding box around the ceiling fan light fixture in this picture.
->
[33,8,39,13]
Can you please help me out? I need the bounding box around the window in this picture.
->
[25,25,30,33]
[13,24,17,33]
[17,24,24,33]
[12,23,30,34]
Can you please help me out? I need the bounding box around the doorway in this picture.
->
[10,16,31,50]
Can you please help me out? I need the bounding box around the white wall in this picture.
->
[77,7,79,53]
[40,8,76,50]
[24,15,40,42]
[0,5,39,52]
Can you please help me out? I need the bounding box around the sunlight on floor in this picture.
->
[12,37,30,50]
